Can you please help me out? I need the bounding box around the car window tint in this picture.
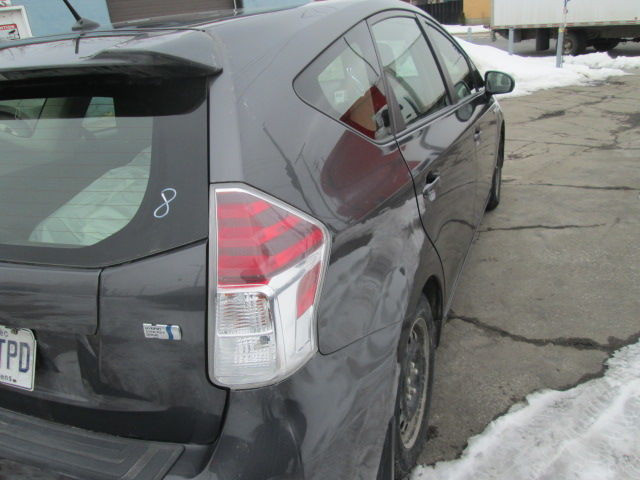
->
[0,98,45,134]
[294,22,391,141]
[424,24,477,101]
[82,97,117,133]
[0,78,209,267]
[371,17,449,127]
[0,94,153,248]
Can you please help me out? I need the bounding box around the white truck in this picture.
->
[491,0,640,55]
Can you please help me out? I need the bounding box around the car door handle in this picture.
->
[423,174,441,201]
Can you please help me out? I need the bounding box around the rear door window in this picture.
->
[423,23,480,102]
[294,22,391,141]
[370,16,450,127]
[0,77,209,267]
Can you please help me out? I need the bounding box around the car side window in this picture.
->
[294,22,391,141]
[370,16,450,128]
[423,23,478,102]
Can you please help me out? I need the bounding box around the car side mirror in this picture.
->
[485,71,515,95]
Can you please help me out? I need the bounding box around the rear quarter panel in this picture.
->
[209,6,444,354]
[204,9,445,477]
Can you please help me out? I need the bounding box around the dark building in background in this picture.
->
[106,0,234,23]
[415,0,463,25]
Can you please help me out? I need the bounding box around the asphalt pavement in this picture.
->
[419,73,640,465]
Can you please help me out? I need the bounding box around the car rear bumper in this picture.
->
[0,405,185,480]
[0,323,399,480]
[0,398,304,480]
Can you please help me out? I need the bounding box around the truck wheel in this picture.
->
[593,39,619,52]
[563,31,586,56]
[394,298,436,479]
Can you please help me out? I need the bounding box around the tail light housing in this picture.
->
[208,184,330,389]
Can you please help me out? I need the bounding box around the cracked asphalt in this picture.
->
[419,74,640,465]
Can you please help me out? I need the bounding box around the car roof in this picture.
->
[112,0,423,31]
[0,0,430,83]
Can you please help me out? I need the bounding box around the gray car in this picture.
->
[0,1,513,478]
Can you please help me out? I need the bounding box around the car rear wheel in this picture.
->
[394,299,436,479]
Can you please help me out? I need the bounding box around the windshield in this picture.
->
[0,77,209,267]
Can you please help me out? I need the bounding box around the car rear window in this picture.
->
[0,77,209,267]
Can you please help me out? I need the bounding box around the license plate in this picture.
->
[0,325,36,391]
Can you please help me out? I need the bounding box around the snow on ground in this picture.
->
[443,25,490,35]
[456,39,640,97]
[564,53,640,71]
[412,340,640,480]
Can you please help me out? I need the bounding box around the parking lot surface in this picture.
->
[420,74,640,465]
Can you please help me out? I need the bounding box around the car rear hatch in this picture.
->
[0,31,226,446]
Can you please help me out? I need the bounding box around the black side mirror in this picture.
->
[485,71,515,95]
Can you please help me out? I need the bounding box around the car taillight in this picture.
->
[208,185,330,388]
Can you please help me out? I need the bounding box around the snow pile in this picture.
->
[565,52,640,71]
[444,25,490,35]
[456,39,638,97]
[412,340,640,480]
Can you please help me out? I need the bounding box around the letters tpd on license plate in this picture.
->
[0,325,36,391]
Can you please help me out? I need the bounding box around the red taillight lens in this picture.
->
[297,263,321,318]
[217,191,324,286]
[209,186,330,389]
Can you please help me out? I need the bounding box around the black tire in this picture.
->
[486,137,504,212]
[563,31,587,56]
[593,39,619,52]
[394,298,436,479]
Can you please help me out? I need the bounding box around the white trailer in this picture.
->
[491,0,640,55]
[0,5,32,41]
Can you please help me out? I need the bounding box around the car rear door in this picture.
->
[368,12,478,299]
[422,19,500,224]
